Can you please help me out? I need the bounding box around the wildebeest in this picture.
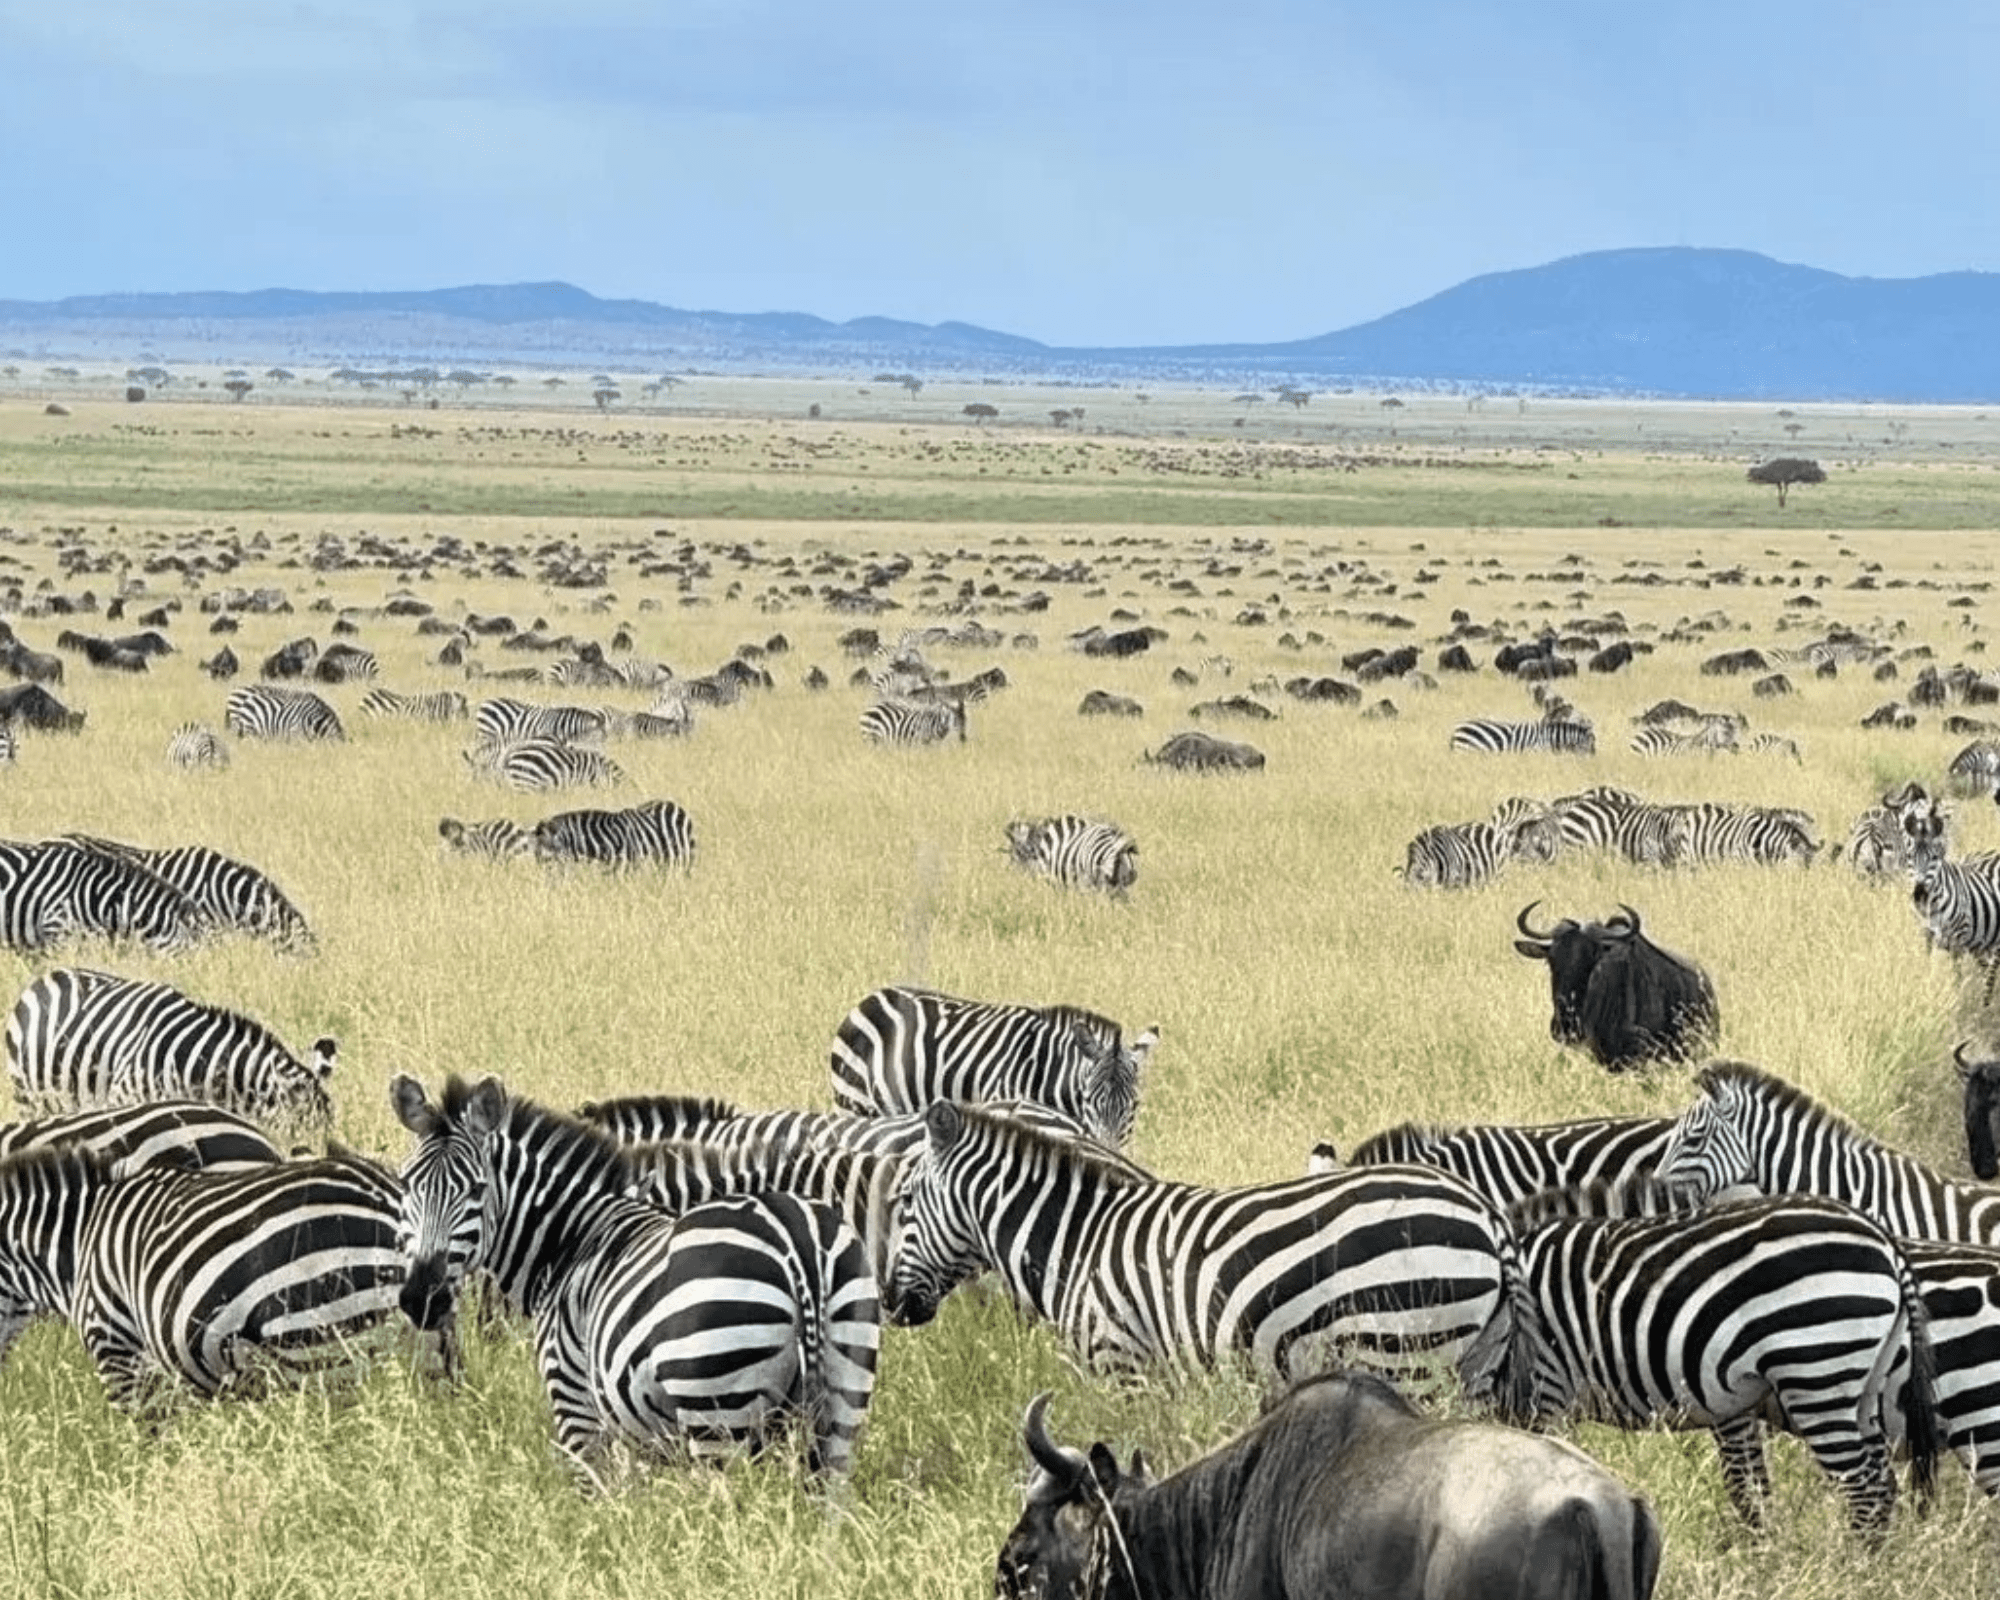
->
[1145,730,1264,772]
[1587,641,1635,673]
[0,684,85,733]
[1078,689,1144,717]
[1513,902,1719,1070]
[1956,1041,2000,1180]
[997,1378,1661,1600]
[202,645,239,680]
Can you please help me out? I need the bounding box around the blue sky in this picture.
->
[3,1,1993,346]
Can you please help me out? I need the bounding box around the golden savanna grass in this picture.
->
[0,387,1996,1595]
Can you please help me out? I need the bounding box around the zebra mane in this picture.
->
[0,1141,110,1188]
[438,1075,633,1188]
[954,1103,1153,1183]
[1695,1059,1889,1151]
[574,1092,743,1140]
[1346,1121,1452,1162]
[1507,1175,1707,1232]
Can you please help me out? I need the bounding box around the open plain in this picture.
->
[0,376,1998,1597]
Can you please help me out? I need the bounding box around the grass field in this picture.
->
[0,380,1997,1596]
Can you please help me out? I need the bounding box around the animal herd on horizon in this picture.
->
[8,521,2000,1596]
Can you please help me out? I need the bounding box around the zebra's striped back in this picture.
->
[1448,718,1596,756]
[1662,802,1818,867]
[1401,820,1514,889]
[0,841,209,955]
[859,698,967,747]
[532,800,695,869]
[224,685,344,742]
[1004,816,1136,894]
[829,985,1155,1146]
[465,738,625,793]
[885,1102,1515,1391]
[437,817,532,861]
[359,687,469,723]
[6,967,336,1133]
[474,697,608,747]
[1345,1114,1675,1211]
[165,722,228,770]
[1656,1059,2000,1244]
[62,836,313,952]
[0,1099,282,1173]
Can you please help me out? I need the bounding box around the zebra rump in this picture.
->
[1004,815,1136,893]
[465,737,625,793]
[532,800,695,869]
[859,697,967,746]
[6,967,336,1132]
[225,685,345,742]
[0,1098,283,1173]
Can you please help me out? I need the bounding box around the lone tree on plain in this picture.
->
[963,402,998,424]
[593,387,620,412]
[1747,456,1825,508]
[222,378,253,402]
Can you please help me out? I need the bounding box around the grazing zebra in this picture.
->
[885,1102,1517,1392]
[437,817,532,861]
[0,1145,437,1406]
[1399,819,1536,888]
[0,1098,282,1172]
[1902,806,2000,1001]
[1839,782,1938,878]
[1311,1113,1677,1210]
[0,840,209,954]
[1628,723,1738,757]
[532,800,695,869]
[1447,717,1596,756]
[62,835,314,952]
[859,697,967,747]
[6,967,336,1132]
[391,1075,880,1483]
[829,985,1156,1147]
[1656,1059,2000,1243]
[1948,740,2000,798]
[473,697,609,748]
[1659,802,1819,867]
[224,684,345,742]
[1506,1180,1938,1536]
[164,721,228,770]
[358,687,469,723]
[464,737,625,793]
[1003,815,1137,894]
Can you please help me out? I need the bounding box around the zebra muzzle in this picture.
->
[399,1260,457,1332]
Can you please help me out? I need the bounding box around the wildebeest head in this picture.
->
[996,1394,1152,1600]
[1512,901,1598,1047]
[1956,1042,2000,1181]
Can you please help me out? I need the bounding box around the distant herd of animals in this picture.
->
[11,537,2000,1595]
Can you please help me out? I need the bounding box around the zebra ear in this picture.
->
[923,1100,965,1151]
[1126,1028,1159,1073]
[465,1076,508,1136]
[310,1039,337,1080]
[390,1074,436,1135]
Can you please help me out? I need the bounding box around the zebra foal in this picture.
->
[860,698,966,746]
[532,800,695,869]
[1004,815,1136,894]
[165,722,228,770]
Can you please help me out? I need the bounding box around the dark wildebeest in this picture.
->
[0,684,85,733]
[1145,730,1265,772]
[1513,902,1719,1071]
[1955,1042,2000,1180]
[997,1378,1661,1600]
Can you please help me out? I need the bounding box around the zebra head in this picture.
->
[390,1073,507,1333]
[271,1038,338,1134]
[1084,1026,1154,1149]
[1653,1063,1760,1199]
[882,1101,992,1327]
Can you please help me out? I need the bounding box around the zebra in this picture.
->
[532,800,695,869]
[0,1144,439,1408]
[1628,723,1738,757]
[359,687,469,723]
[1838,782,1938,878]
[0,840,209,954]
[1902,804,2000,1000]
[1658,802,1819,867]
[1947,740,2000,798]
[1399,819,1526,888]
[473,697,609,748]
[0,1098,282,1172]
[6,967,336,1133]
[884,1101,1518,1393]
[224,684,344,742]
[464,737,625,793]
[829,985,1156,1147]
[61,835,314,952]
[1003,815,1136,894]
[1899,1239,2000,1498]
[437,816,532,861]
[859,697,967,747]
[1447,717,1596,756]
[0,726,14,767]
[1505,1179,1938,1536]
[1655,1058,2000,1243]
[1309,1113,1677,1210]
[164,721,228,770]
[390,1074,880,1483]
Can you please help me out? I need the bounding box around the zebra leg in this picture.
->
[1984,954,2000,1008]
[1712,1416,1771,1530]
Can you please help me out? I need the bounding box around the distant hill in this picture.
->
[4,249,1998,401]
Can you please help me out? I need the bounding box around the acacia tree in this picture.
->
[1747,456,1826,508]
[222,378,254,402]
[963,402,998,424]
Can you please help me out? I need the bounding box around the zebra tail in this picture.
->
[1895,1254,1942,1513]
[1461,1233,1539,1424]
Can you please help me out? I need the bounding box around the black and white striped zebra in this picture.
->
[6,967,335,1133]
[1004,815,1136,894]
[0,726,15,768]
[884,1102,1517,1392]
[1839,782,1938,878]
[1505,1179,1938,1536]
[1902,805,2000,1001]
[1311,1113,1676,1210]
[437,817,532,861]
[473,697,609,748]
[0,1145,430,1406]
[0,1098,282,1172]
[62,835,314,952]
[1448,717,1596,756]
[1656,1059,2000,1242]
[1543,787,1669,863]
[0,840,209,954]
[532,800,695,869]
[224,684,345,742]
[829,985,1156,1147]
[359,687,469,723]
[1947,740,2000,798]
[391,1075,880,1483]
[1659,802,1819,867]
[1628,723,1738,757]
[1899,1239,2000,1498]
[1399,819,1534,888]
[464,737,625,792]
[164,722,228,770]
[859,698,967,746]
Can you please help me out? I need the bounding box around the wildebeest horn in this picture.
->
[1516,900,1555,941]
[1022,1393,1088,1490]
[1606,903,1643,937]
[1956,1040,1976,1078]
